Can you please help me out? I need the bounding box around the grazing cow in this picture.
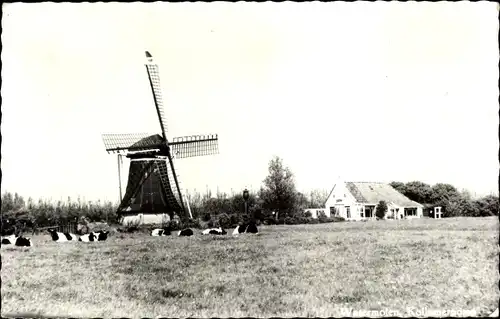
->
[202,227,227,235]
[47,229,78,242]
[78,232,97,242]
[1,235,32,247]
[232,222,259,235]
[151,227,172,237]
[178,228,194,237]
[95,230,109,241]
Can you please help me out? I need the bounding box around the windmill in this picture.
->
[101,51,219,223]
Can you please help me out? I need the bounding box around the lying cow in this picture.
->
[178,228,194,237]
[47,229,78,242]
[1,234,32,247]
[202,227,227,235]
[151,227,171,236]
[79,232,97,242]
[95,230,109,241]
[79,230,109,242]
[232,222,258,235]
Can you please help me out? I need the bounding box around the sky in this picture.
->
[2,2,499,203]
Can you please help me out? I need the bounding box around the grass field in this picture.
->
[1,217,498,318]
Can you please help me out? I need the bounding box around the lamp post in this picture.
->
[243,188,249,217]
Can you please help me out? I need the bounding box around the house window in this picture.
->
[346,206,351,219]
[330,206,336,216]
[405,208,417,216]
[364,206,373,218]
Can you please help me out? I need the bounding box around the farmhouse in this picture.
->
[324,180,424,221]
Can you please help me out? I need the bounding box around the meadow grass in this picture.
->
[1,217,498,318]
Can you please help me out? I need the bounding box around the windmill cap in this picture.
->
[145,51,152,58]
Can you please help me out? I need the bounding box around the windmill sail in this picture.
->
[145,51,169,141]
[102,133,163,153]
[171,134,219,159]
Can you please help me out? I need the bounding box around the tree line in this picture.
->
[0,156,334,232]
[389,181,498,217]
[2,156,497,233]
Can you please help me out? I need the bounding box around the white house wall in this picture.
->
[324,183,363,221]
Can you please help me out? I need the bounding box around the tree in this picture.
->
[259,156,298,219]
[437,194,478,218]
[2,192,15,212]
[375,201,388,219]
[295,192,309,210]
[309,188,329,208]
[429,183,461,216]
[474,195,499,217]
[404,181,433,204]
[430,183,460,204]
[389,181,406,195]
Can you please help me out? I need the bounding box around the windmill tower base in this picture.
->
[119,213,172,227]
[116,158,185,225]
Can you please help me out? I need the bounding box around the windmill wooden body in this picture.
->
[102,51,219,225]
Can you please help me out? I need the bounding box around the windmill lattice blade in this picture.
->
[156,159,183,208]
[170,134,219,159]
[145,52,168,140]
[101,133,163,153]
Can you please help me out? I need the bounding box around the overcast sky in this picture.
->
[2,2,498,203]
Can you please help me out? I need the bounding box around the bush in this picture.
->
[215,213,231,229]
[376,201,388,219]
[263,218,277,225]
[317,210,328,219]
[297,216,311,224]
[308,219,320,224]
[229,214,241,227]
[181,218,201,230]
[318,216,344,223]
[201,213,211,222]
[165,219,201,231]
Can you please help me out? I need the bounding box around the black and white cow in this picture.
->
[232,222,258,235]
[79,230,109,242]
[202,227,227,235]
[178,228,194,237]
[1,234,32,247]
[151,227,171,237]
[47,228,78,242]
[78,232,97,242]
[95,230,109,241]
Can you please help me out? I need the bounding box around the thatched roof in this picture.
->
[346,182,423,207]
[326,182,423,208]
